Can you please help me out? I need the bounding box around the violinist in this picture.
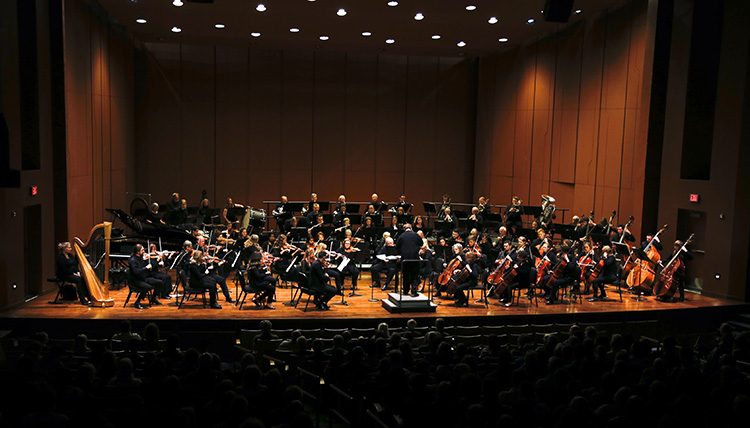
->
[372,237,399,291]
[497,251,532,306]
[655,240,693,302]
[128,244,162,308]
[452,252,481,307]
[416,230,434,282]
[245,252,277,309]
[320,246,345,293]
[146,203,166,225]
[479,233,493,257]
[588,245,617,301]
[56,242,91,305]
[187,250,223,309]
[336,238,361,294]
[146,244,174,300]
[310,251,338,310]
[271,234,296,273]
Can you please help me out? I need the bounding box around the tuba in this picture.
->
[539,195,556,228]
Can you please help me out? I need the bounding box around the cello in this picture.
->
[546,242,579,289]
[626,225,668,293]
[653,234,694,299]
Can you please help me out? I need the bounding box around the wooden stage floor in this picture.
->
[1,273,745,327]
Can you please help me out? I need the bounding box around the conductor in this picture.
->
[396,224,423,297]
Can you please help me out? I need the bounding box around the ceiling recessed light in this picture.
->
[319,35,329,40]
[385,38,395,44]
[414,13,424,21]
[498,37,509,43]
[256,4,267,12]
[431,34,441,40]
[171,26,181,33]
[215,23,225,29]
[574,9,583,14]
[387,1,398,6]
[526,18,536,25]
[251,32,261,37]
[457,41,466,47]
[290,27,300,33]
[337,8,347,16]
[172,0,183,7]
[136,18,147,24]
[466,5,477,11]
[488,16,498,24]
[362,31,372,37]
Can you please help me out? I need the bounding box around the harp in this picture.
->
[73,222,115,307]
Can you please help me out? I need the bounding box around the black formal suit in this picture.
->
[56,253,89,302]
[397,230,423,294]
[453,260,481,306]
[187,261,219,304]
[310,260,337,306]
[247,266,277,301]
[128,255,158,302]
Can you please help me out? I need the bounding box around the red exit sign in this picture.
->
[30,186,38,196]
[689,193,700,203]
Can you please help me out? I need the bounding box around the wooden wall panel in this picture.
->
[474,0,649,229]
[375,54,407,196]
[311,52,346,200]
[281,51,314,192]
[216,46,249,205]
[343,53,377,200]
[248,50,282,180]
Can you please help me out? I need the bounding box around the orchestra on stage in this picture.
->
[59,192,695,311]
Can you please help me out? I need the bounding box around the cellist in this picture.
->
[655,240,693,302]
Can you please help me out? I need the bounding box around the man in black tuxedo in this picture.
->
[397,224,423,296]
[310,251,337,310]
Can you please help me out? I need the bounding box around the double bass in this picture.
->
[626,225,668,293]
[653,234,694,299]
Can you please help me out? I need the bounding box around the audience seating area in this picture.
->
[1,317,749,428]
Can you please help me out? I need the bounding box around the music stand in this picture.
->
[289,227,308,242]
[369,214,383,226]
[554,224,579,241]
[396,214,414,224]
[322,214,334,224]
[518,228,537,241]
[226,207,245,220]
[316,201,330,211]
[346,203,361,214]
[423,202,436,214]
[523,206,543,218]
[286,202,304,214]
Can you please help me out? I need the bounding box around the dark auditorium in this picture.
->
[1,0,750,427]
